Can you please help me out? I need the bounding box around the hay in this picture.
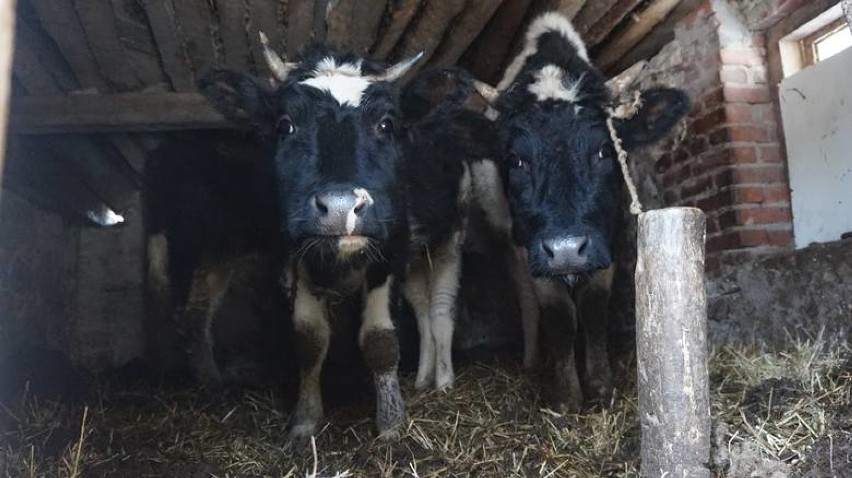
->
[1,339,849,477]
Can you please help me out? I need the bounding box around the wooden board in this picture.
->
[465,0,533,83]
[248,0,284,76]
[74,0,141,90]
[9,93,227,133]
[594,0,680,72]
[372,0,422,59]
[285,0,316,57]
[431,0,503,67]
[581,0,643,47]
[143,0,196,91]
[573,0,619,36]
[392,0,467,68]
[28,0,109,90]
[171,0,217,78]
[327,0,387,54]
[217,1,251,70]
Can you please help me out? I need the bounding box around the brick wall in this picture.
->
[633,0,794,271]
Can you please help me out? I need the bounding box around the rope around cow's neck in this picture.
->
[606,91,644,216]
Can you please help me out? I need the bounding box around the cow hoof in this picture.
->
[376,427,402,442]
[289,423,317,450]
[585,381,614,407]
[554,399,583,415]
[414,376,432,390]
[435,371,454,391]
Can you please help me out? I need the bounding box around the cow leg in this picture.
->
[577,265,615,404]
[535,279,583,412]
[430,231,462,391]
[290,274,330,446]
[511,246,540,370]
[402,262,434,390]
[182,265,232,390]
[361,275,405,439]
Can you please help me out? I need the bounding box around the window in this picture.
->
[778,3,851,78]
[803,18,852,64]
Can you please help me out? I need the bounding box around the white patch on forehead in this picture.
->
[528,65,584,103]
[299,57,373,107]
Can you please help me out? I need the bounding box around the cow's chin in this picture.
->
[295,235,376,261]
[556,272,589,290]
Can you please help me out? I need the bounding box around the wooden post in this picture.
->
[0,0,17,193]
[635,207,711,478]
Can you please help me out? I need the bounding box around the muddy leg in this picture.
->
[535,279,582,412]
[402,263,434,390]
[182,265,232,390]
[511,246,540,370]
[290,274,330,447]
[361,275,405,439]
[578,266,615,404]
[430,232,462,391]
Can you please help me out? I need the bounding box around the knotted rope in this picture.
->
[606,91,644,216]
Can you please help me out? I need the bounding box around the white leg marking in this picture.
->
[429,232,462,391]
[360,276,395,343]
[403,265,435,390]
[471,160,513,235]
[147,233,170,289]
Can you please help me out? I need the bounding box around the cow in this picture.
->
[197,39,483,443]
[472,12,690,411]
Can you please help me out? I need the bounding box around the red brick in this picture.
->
[662,164,691,188]
[758,145,784,163]
[732,166,787,184]
[714,169,735,188]
[663,190,680,206]
[736,206,793,225]
[737,230,770,247]
[768,230,794,246]
[729,125,769,142]
[689,135,711,155]
[724,104,754,123]
[720,66,748,84]
[696,191,733,212]
[692,109,726,135]
[681,175,714,199]
[723,86,772,104]
[692,151,730,175]
[707,232,742,252]
[719,48,766,66]
[701,87,725,113]
[706,217,721,235]
[730,147,758,163]
[709,128,730,145]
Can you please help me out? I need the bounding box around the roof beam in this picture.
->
[431,0,504,67]
[9,93,228,134]
[581,0,643,47]
[593,0,680,72]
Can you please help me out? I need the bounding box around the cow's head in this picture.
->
[199,37,422,261]
[479,13,689,287]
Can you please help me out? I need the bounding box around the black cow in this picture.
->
[198,40,480,443]
[474,12,689,410]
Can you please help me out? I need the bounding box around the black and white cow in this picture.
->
[198,40,478,442]
[474,12,689,410]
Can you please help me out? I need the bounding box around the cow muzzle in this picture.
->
[540,234,590,274]
[310,188,374,237]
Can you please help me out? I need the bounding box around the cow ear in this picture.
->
[198,70,276,133]
[615,88,689,150]
[401,67,474,123]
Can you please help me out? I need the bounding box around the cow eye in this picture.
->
[277,115,296,136]
[508,152,527,170]
[598,144,616,160]
[376,117,395,136]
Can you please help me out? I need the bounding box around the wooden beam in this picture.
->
[0,0,16,191]
[143,0,196,91]
[574,0,619,36]
[548,0,587,20]
[8,93,228,134]
[74,0,142,90]
[372,0,422,59]
[327,0,387,53]
[110,0,168,87]
[392,0,466,69]
[581,0,643,47]
[217,1,251,71]
[466,0,533,84]
[28,0,109,90]
[594,0,680,72]
[636,208,711,478]
[602,0,701,74]
[284,0,316,57]
[431,0,503,67]
[171,0,217,78]
[12,20,74,95]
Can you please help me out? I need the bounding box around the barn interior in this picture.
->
[0,0,850,476]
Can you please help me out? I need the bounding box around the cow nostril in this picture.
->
[353,202,366,214]
[541,240,555,259]
[313,196,328,215]
[575,236,589,257]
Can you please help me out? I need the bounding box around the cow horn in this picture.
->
[371,51,425,82]
[259,31,297,82]
[473,80,500,104]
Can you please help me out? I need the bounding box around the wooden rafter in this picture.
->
[74,0,141,91]
[327,0,387,54]
[143,0,195,91]
[431,0,504,68]
[284,0,317,57]
[372,0,422,59]
[109,0,168,87]
[171,0,217,79]
[218,1,252,70]
[594,0,681,72]
[573,0,619,36]
[465,0,533,84]
[548,0,587,20]
[248,0,284,76]
[9,93,226,134]
[391,0,466,70]
[581,0,643,47]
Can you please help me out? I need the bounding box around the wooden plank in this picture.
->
[110,0,168,87]
[327,0,387,53]
[15,19,80,92]
[372,0,422,59]
[284,0,316,57]
[573,0,619,37]
[247,0,284,76]
[548,0,586,20]
[8,93,228,133]
[0,0,16,190]
[392,0,467,69]
[74,0,141,91]
[636,208,711,478]
[594,0,680,72]
[12,23,70,95]
[465,0,533,84]
[28,0,109,90]
[431,0,503,67]
[171,0,217,78]
[143,0,195,91]
[603,0,701,74]
[581,0,643,47]
[217,1,251,70]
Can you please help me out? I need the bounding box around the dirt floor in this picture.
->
[1,338,849,478]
